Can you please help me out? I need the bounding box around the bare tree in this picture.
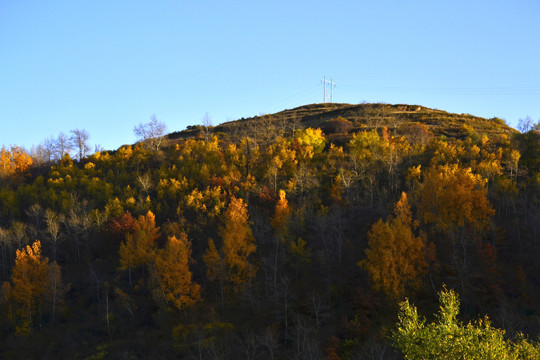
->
[307,292,329,328]
[63,199,94,264]
[134,114,167,151]
[137,172,153,196]
[25,203,44,241]
[291,314,320,360]
[70,129,91,161]
[517,116,534,133]
[257,326,280,360]
[9,221,28,249]
[203,113,213,142]
[45,209,64,262]
[55,132,72,160]
[354,337,394,360]
[94,144,104,154]
[237,330,258,360]
[0,227,12,278]
[495,301,524,337]
[32,136,56,164]
[46,261,67,327]
[26,203,44,233]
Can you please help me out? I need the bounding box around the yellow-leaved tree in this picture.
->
[0,146,33,184]
[416,164,494,234]
[360,192,427,301]
[271,189,291,230]
[204,197,256,298]
[347,130,388,206]
[294,127,326,161]
[153,234,201,312]
[415,164,495,292]
[119,211,160,284]
[3,241,48,335]
[221,197,257,289]
[265,137,298,192]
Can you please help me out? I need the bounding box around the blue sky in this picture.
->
[1,0,539,151]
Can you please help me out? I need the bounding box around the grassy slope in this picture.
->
[167,103,517,142]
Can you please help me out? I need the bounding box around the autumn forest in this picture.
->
[0,103,539,359]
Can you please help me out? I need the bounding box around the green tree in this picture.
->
[393,288,540,360]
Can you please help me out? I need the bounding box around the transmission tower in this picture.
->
[322,76,336,103]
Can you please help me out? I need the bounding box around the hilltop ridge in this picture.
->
[167,102,516,145]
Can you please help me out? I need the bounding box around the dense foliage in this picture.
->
[394,288,540,360]
[0,104,539,359]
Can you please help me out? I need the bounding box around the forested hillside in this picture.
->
[0,103,539,359]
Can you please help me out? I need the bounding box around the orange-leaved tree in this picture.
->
[221,197,257,289]
[414,163,495,292]
[271,189,291,230]
[108,211,136,238]
[416,164,494,235]
[119,211,160,284]
[204,197,257,297]
[0,146,33,184]
[153,233,201,312]
[2,240,48,335]
[360,192,427,301]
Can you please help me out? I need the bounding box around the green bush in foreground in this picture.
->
[393,288,540,360]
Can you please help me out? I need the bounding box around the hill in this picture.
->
[167,102,517,145]
[0,102,539,359]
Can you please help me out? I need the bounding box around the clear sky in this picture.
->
[1,0,539,151]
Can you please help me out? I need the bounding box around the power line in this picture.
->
[338,83,540,95]
[322,76,336,103]
[259,84,320,114]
